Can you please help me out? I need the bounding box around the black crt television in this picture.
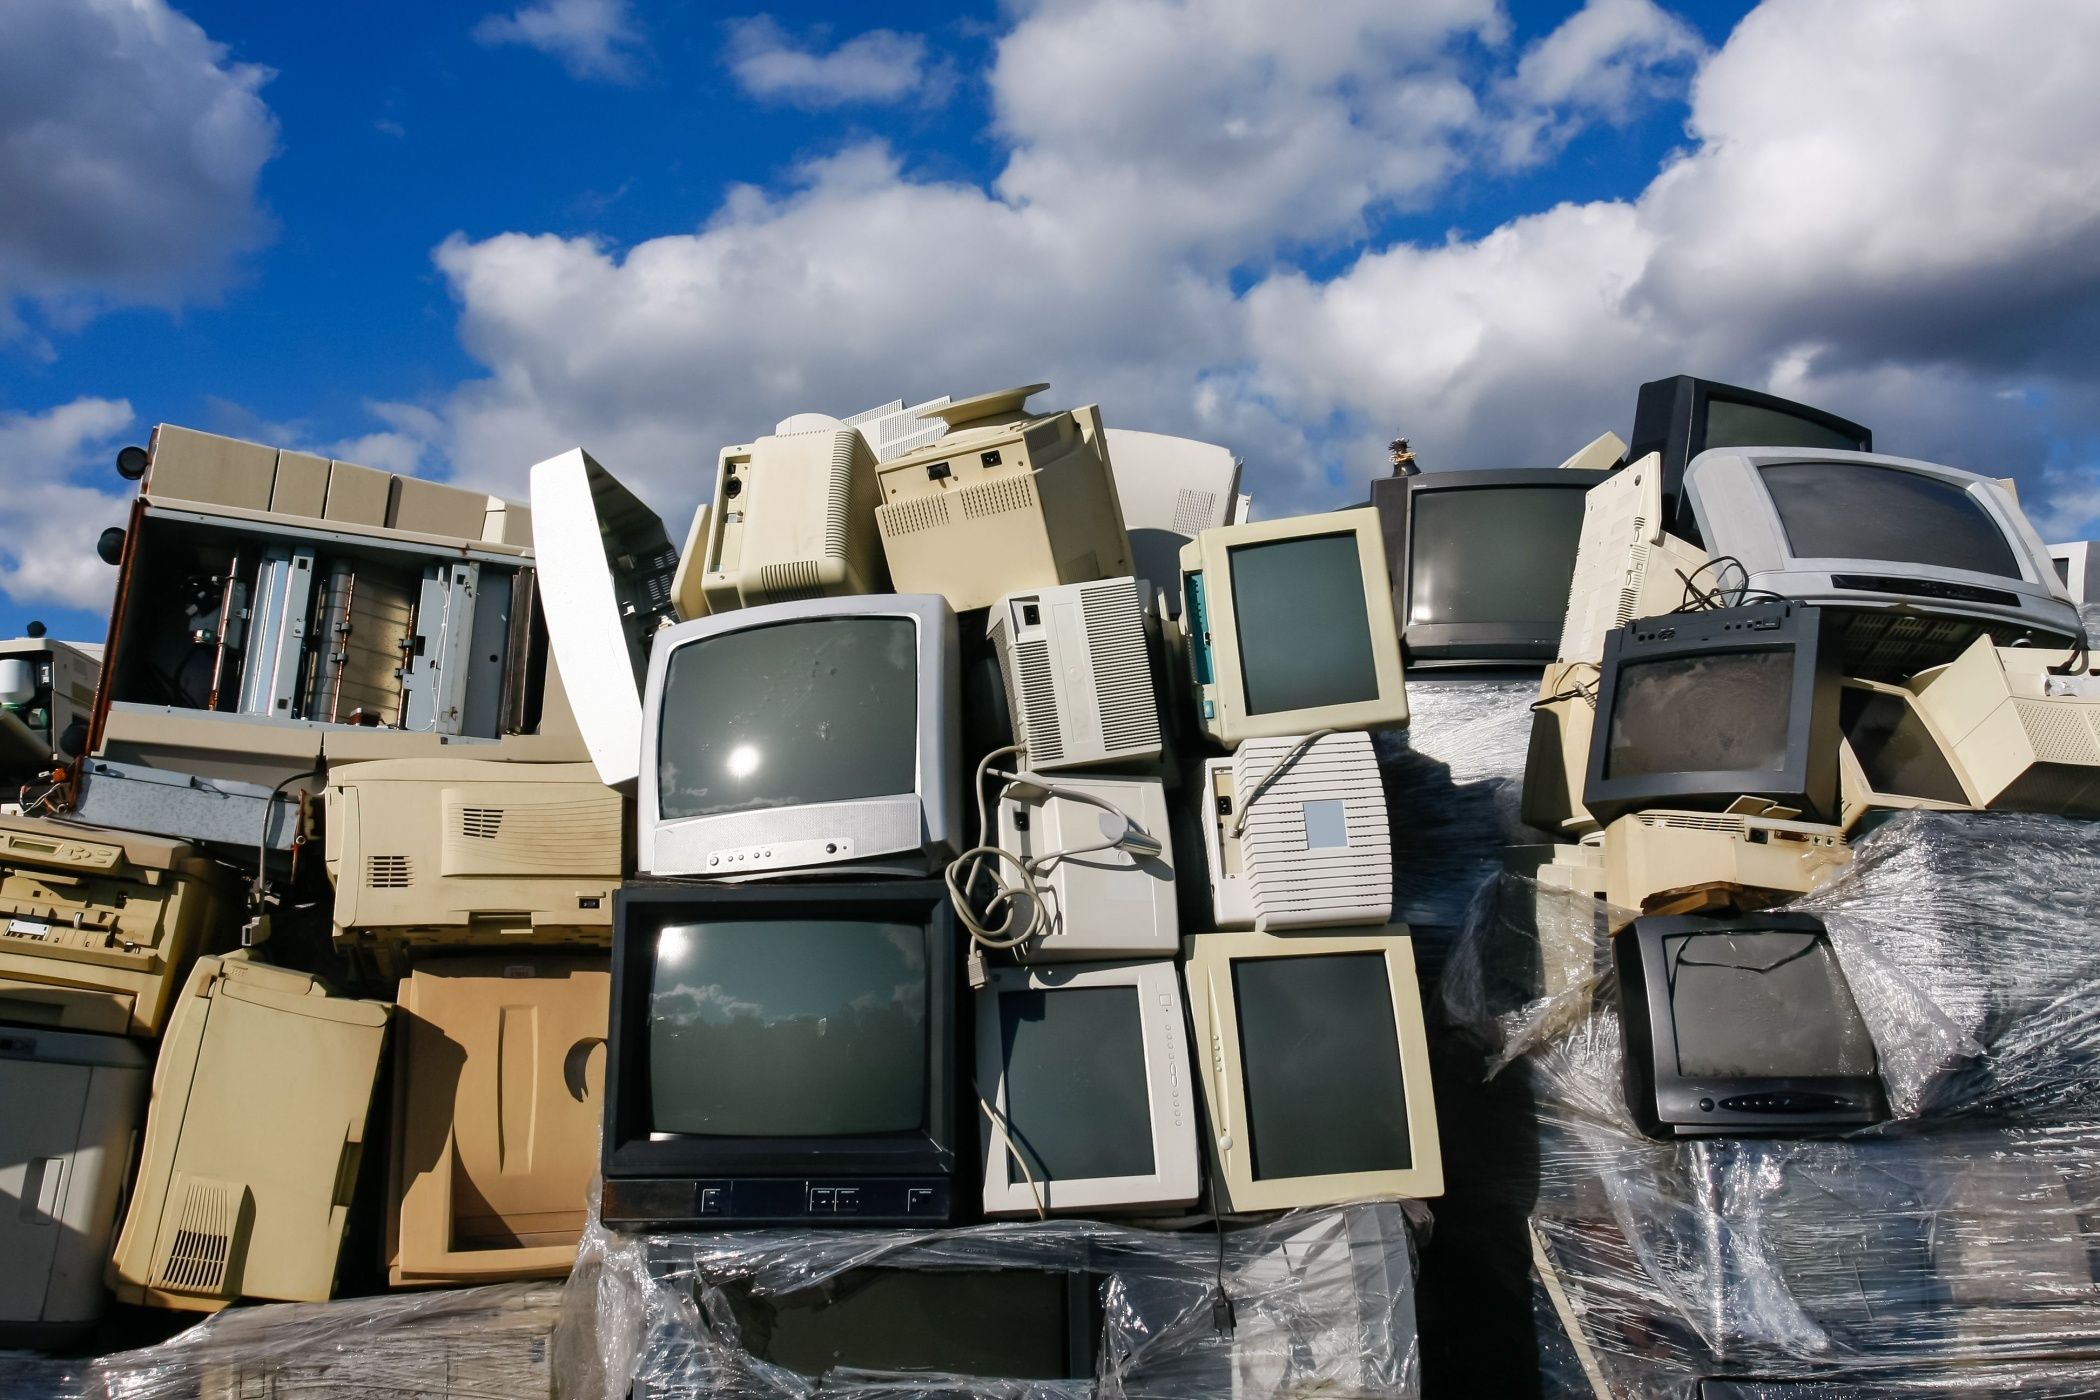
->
[600,880,959,1228]
[1370,468,1611,666]
[1628,374,1870,528]
[1582,600,1841,825]
[1616,912,1886,1138]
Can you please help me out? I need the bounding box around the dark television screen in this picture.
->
[730,1268,1083,1380]
[1234,953,1412,1180]
[1704,399,1866,455]
[1409,486,1587,626]
[649,918,927,1136]
[1229,533,1379,715]
[1665,930,1876,1079]
[655,616,918,821]
[1000,986,1154,1183]
[1604,650,1795,779]
[1757,462,2023,578]
[1839,687,1967,804]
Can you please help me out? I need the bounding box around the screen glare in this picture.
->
[1666,931,1876,1079]
[1408,486,1587,627]
[1228,533,1380,715]
[1605,650,1795,779]
[1757,462,2023,578]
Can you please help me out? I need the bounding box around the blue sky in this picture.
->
[4,0,2098,643]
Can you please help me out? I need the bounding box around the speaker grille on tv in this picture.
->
[1013,635,1064,765]
[961,474,1036,521]
[1082,581,1158,754]
[150,1176,243,1295]
[366,854,413,889]
[880,494,949,537]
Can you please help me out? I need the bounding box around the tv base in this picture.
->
[600,1176,954,1229]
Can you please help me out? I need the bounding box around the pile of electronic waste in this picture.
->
[2,375,2099,1399]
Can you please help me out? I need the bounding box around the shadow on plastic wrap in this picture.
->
[551,1198,1425,1400]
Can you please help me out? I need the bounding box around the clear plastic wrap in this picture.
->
[0,1282,562,1399]
[551,1202,1425,1400]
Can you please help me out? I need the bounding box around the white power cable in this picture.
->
[1230,729,1335,837]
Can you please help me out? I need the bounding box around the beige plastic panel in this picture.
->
[268,451,331,518]
[1909,635,2100,815]
[1522,660,1600,836]
[144,426,279,511]
[703,430,885,611]
[1600,809,1851,917]
[324,461,393,526]
[387,474,491,542]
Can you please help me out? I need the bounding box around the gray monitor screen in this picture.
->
[1756,462,2023,578]
[1229,533,1379,715]
[999,985,1154,1184]
[1605,649,1794,779]
[1704,399,1865,454]
[1409,485,1588,626]
[649,918,926,1136]
[1233,953,1412,1180]
[656,616,918,821]
[732,1269,1080,1380]
[1666,931,1876,1078]
[1839,687,1967,804]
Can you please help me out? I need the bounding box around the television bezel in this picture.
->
[1680,448,2079,645]
[637,593,961,878]
[601,880,958,1216]
[1177,509,1408,748]
[1180,928,1442,1211]
[1628,374,1870,517]
[1616,911,1888,1138]
[1835,676,1981,828]
[1371,467,1612,666]
[1582,601,1841,824]
[974,959,1199,1216]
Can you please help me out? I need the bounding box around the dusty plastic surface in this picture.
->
[0,1281,561,1398]
[1438,810,2100,1398]
[552,1201,1425,1399]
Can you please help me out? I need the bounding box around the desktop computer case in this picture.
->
[1908,634,2100,816]
[987,576,1163,771]
[873,403,1134,612]
[0,814,237,1037]
[0,1025,150,1347]
[1201,731,1392,930]
[388,955,607,1285]
[996,773,1177,960]
[703,429,886,611]
[110,955,389,1311]
[1600,807,1851,918]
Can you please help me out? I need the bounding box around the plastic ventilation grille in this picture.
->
[459,808,504,840]
[1637,813,1746,834]
[366,854,413,888]
[1080,582,1159,753]
[150,1178,240,1294]
[1172,488,1218,537]
[880,494,950,537]
[1238,734,1391,916]
[824,438,854,558]
[961,474,1037,521]
[756,559,826,602]
[2017,699,2100,765]
[1013,637,1064,764]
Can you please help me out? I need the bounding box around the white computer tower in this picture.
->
[987,577,1162,772]
[995,772,1177,960]
[1201,731,1391,930]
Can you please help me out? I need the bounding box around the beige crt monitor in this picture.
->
[111,955,388,1311]
[1907,635,2100,816]
[388,956,607,1286]
[1836,676,1982,830]
[1599,806,1851,917]
[1557,452,1709,665]
[1182,928,1441,1211]
[701,428,887,611]
[324,759,625,975]
[1179,509,1408,748]
[0,815,236,1037]
[872,386,1135,613]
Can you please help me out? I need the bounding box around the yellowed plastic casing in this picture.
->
[1557,452,1709,665]
[1836,676,1982,831]
[1907,636,2100,816]
[1522,660,1601,836]
[703,430,886,611]
[1599,808,1851,916]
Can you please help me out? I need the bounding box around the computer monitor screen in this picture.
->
[1233,953,1412,1180]
[1604,651,1796,779]
[649,918,926,1137]
[1663,929,1876,1080]
[1000,986,1154,1182]
[1229,533,1379,714]
[654,617,916,821]
[1839,686,1967,804]
[1408,486,1587,627]
[728,1269,1091,1380]
[1704,400,1865,455]
[1757,461,2023,578]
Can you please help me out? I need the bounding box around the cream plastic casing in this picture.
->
[995,772,1176,960]
[1835,676,1982,830]
[1557,452,1709,665]
[1600,807,1851,915]
[701,429,886,612]
[1907,635,2100,816]
[987,577,1162,771]
[1201,731,1391,931]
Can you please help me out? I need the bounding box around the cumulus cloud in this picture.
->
[726,17,947,109]
[0,398,137,615]
[1494,0,1705,166]
[473,0,644,83]
[0,0,278,338]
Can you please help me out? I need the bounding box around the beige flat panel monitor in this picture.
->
[987,577,1162,771]
[702,429,886,612]
[111,955,389,1311]
[1908,635,2100,816]
[1601,808,1850,917]
[1178,509,1407,747]
[1182,928,1441,1211]
[1836,676,1981,829]
[994,772,1176,961]
[389,956,607,1285]
[1200,731,1391,931]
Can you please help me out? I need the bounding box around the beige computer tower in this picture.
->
[1600,807,1851,918]
[702,429,886,611]
[0,815,237,1036]
[1557,451,1709,665]
[388,956,607,1286]
[1521,660,1600,836]
[1907,635,2100,816]
[110,955,389,1311]
[873,390,1133,613]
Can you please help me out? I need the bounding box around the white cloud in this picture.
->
[0,398,137,614]
[473,0,644,83]
[1495,0,1705,166]
[0,0,277,337]
[726,17,947,109]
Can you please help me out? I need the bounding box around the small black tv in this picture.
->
[1628,374,1870,526]
[600,880,959,1229]
[1583,600,1840,824]
[1616,912,1886,1138]
[1370,467,1610,666]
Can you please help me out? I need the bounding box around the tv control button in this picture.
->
[905,1188,937,1213]
[1720,1092,1849,1113]
[698,1187,724,1216]
[835,1188,859,1213]
[808,1187,836,1213]
[1698,1098,1715,1113]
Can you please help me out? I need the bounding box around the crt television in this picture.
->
[1627,374,1869,520]
[1680,448,2079,677]
[1616,912,1886,1137]
[639,593,960,879]
[1179,509,1408,747]
[1370,468,1610,666]
[1584,601,1840,825]
[600,880,959,1229]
